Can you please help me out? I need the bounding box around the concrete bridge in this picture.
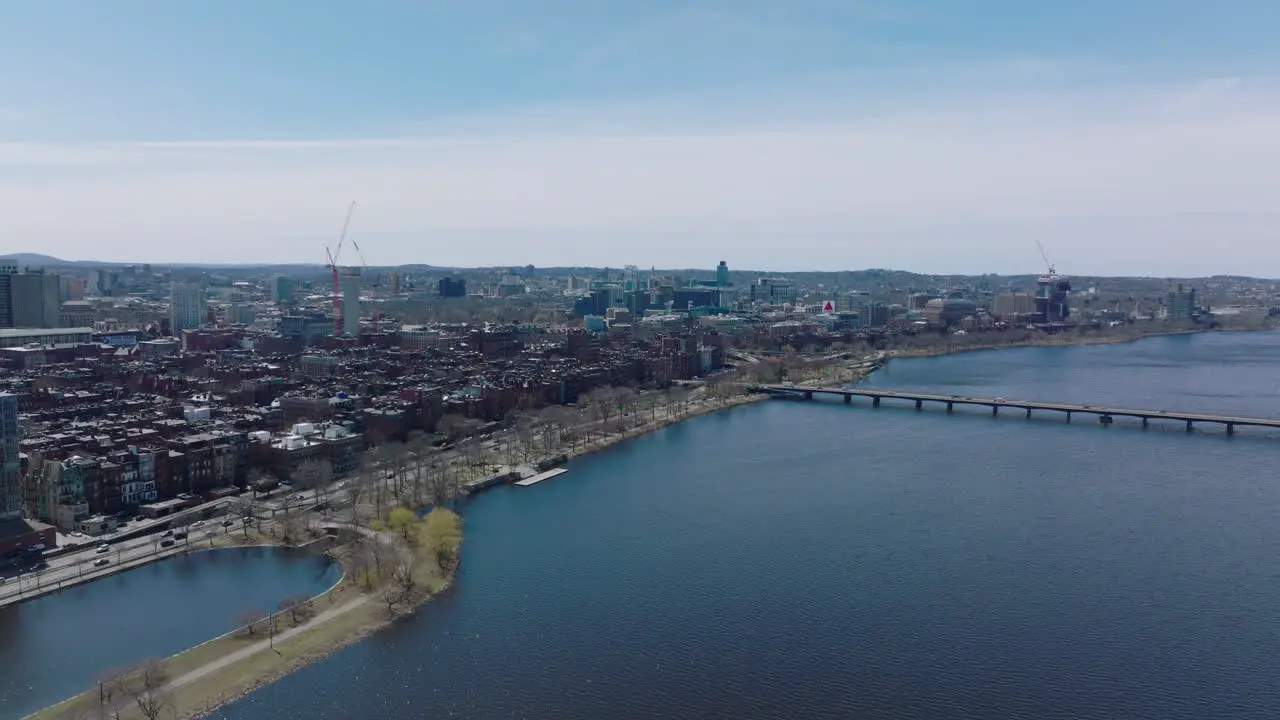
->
[754,385,1280,436]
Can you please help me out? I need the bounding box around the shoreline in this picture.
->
[22,530,434,720]
[882,326,1263,361]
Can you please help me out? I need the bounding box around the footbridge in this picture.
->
[754,385,1280,435]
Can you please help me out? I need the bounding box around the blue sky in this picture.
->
[2,1,1280,274]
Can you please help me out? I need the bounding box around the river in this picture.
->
[0,546,339,720]
[214,331,1280,718]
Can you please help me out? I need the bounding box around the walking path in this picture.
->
[160,595,370,694]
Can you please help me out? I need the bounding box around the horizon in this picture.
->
[4,251,1275,282]
[3,1,1279,275]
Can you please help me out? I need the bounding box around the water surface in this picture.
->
[192,331,1280,719]
[0,546,339,719]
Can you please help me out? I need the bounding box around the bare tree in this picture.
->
[423,461,455,508]
[278,594,312,625]
[236,609,268,637]
[130,660,169,720]
[436,413,469,443]
[96,665,132,720]
[294,458,333,505]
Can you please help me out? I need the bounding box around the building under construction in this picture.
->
[1033,272,1072,324]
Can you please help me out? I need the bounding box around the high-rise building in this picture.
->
[1166,284,1197,320]
[439,276,467,298]
[11,270,61,328]
[0,393,21,520]
[716,261,730,288]
[273,275,294,303]
[1033,272,1072,324]
[389,270,402,295]
[0,259,15,328]
[751,277,796,305]
[340,267,361,336]
[860,301,891,328]
[170,282,207,334]
[992,293,1036,321]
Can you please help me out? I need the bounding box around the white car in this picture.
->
[95,545,110,554]
[93,558,110,567]
[190,520,204,528]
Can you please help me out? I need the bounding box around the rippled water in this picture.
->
[0,546,339,720]
[207,331,1280,720]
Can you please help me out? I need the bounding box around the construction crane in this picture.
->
[348,233,385,327]
[326,201,357,337]
[1036,240,1056,276]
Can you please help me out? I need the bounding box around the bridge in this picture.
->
[754,385,1280,435]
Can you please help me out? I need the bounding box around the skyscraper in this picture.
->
[1167,284,1197,320]
[0,259,15,328]
[0,393,21,520]
[340,268,361,336]
[11,270,61,328]
[170,282,207,334]
[716,261,730,288]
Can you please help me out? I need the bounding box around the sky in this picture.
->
[2,0,1280,276]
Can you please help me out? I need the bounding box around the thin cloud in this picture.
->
[2,76,1279,275]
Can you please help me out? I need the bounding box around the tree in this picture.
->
[236,609,268,637]
[96,665,132,720]
[425,462,458,508]
[294,458,333,502]
[278,594,312,625]
[387,506,418,543]
[421,507,463,572]
[130,660,169,720]
[436,413,469,443]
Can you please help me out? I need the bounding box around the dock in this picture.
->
[515,468,569,487]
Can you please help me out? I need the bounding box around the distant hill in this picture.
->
[0,252,67,267]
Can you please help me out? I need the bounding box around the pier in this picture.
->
[755,385,1280,435]
[515,468,569,487]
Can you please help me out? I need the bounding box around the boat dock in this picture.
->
[515,468,569,487]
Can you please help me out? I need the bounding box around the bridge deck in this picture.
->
[757,385,1280,428]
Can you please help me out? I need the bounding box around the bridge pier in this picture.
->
[915,399,923,411]
[1186,420,1194,433]
[804,390,813,401]
[843,394,851,405]
[946,402,953,413]
[1065,411,1071,423]
[1142,417,1149,429]
[1025,407,1032,419]
[873,397,881,408]
[1226,422,1235,436]
[991,405,998,417]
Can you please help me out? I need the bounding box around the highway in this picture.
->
[0,521,244,606]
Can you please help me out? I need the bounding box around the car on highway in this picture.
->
[190,520,204,529]
[161,529,174,537]
[242,516,253,524]
[95,545,110,554]
[222,519,234,527]
[160,539,175,547]
[93,558,110,567]
[294,494,306,501]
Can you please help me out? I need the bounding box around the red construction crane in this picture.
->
[326,201,357,336]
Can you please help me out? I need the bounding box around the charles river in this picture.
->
[18,330,1280,720]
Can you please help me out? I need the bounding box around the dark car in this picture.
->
[160,539,175,548]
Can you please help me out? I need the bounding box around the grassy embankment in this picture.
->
[28,510,462,720]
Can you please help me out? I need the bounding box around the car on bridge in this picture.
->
[93,558,109,567]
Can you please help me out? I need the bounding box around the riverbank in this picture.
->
[21,524,452,720]
[883,326,1247,361]
[151,514,459,720]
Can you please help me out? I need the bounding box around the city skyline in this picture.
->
[3,1,1280,275]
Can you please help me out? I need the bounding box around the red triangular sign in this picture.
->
[824,302,833,312]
